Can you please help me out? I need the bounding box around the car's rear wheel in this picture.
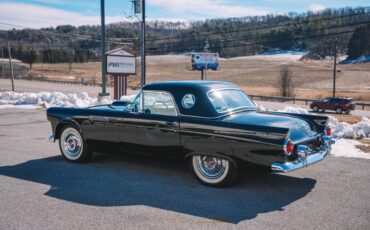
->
[191,155,237,187]
[312,105,319,112]
[59,126,92,163]
[336,107,343,114]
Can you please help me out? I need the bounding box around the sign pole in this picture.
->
[113,75,128,100]
[8,43,14,91]
[333,39,337,98]
[99,0,108,97]
[140,0,146,87]
[204,38,209,81]
[1,47,4,78]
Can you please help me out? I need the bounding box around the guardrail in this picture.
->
[248,95,370,110]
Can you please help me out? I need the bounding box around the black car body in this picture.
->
[310,97,355,114]
[47,81,334,186]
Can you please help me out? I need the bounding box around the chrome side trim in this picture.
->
[48,135,55,143]
[271,135,333,173]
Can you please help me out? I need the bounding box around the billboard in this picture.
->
[191,52,219,70]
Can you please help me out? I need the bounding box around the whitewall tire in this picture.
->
[191,155,237,187]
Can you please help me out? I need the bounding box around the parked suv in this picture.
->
[310,97,355,114]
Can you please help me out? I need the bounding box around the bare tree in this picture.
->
[278,65,295,97]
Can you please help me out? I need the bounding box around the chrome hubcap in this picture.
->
[195,155,228,180]
[61,128,83,160]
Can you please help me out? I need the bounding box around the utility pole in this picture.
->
[204,38,209,81]
[1,48,4,78]
[333,39,337,97]
[8,43,14,91]
[99,0,109,97]
[140,0,146,87]
[132,0,145,87]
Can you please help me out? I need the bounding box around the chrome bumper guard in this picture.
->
[271,136,335,173]
[48,135,56,143]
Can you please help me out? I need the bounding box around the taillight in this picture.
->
[324,127,332,136]
[284,140,294,156]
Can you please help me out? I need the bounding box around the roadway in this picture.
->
[0,109,370,229]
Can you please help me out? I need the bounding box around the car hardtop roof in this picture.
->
[325,97,353,100]
[142,81,239,92]
[142,81,248,118]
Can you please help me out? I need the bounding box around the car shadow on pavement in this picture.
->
[0,153,316,224]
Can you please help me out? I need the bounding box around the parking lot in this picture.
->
[0,108,369,229]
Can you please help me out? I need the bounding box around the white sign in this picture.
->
[107,56,136,74]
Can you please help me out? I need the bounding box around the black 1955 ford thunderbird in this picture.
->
[47,81,334,187]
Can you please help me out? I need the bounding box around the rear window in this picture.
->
[207,89,256,113]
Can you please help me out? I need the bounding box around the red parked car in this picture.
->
[310,97,355,114]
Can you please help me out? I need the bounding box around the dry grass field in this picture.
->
[20,54,370,101]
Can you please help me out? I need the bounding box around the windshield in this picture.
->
[207,89,256,113]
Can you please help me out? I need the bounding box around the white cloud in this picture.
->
[0,3,126,29]
[309,3,326,12]
[148,0,269,18]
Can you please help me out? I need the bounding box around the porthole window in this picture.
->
[182,94,196,109]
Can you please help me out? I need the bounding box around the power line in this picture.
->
[147,28,361,55]
[145,12,370,50]
[145,7,370,42]
[145,20,370,54]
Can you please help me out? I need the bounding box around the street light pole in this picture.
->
[99,0,108,96]
[1,48,4,78]
[333,39,337,97]
[204,38,209,81]
[140,0,146,87]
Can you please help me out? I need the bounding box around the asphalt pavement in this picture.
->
[0,108,369,230]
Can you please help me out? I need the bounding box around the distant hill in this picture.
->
[0,6,369,64]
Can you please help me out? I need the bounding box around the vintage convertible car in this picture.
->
[47,81,334,187]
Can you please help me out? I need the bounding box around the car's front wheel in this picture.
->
[191,155,237,187]
[59,126,92,163]
[312,105,319,112]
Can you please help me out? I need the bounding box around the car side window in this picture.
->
[143,91,177,116]
[322,98,330,103]
[331,98,339,103]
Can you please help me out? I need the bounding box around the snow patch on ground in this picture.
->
[278,106,310,114]
[229,54,304,62]
[120,95,136,102]
[331,139,370,159]
[332,117,370,139]
[0,91,104,108]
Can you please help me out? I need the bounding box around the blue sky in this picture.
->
[0,0,369,28]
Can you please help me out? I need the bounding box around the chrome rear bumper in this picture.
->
[271,136,334,173]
